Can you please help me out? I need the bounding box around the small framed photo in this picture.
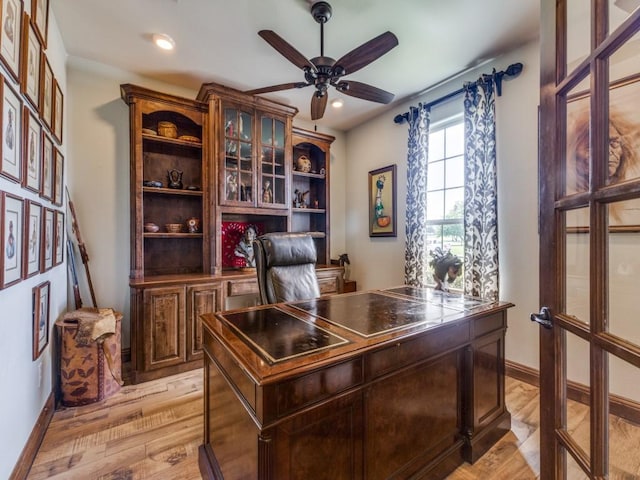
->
[23,199,40,276]
[1,190,23,288]
[368,164,397,237]
[0,76,23,182]
[53,209,62,265]
[39,51,52,129]
[52,147,62,206]
[30,0,47,48]
[20,11,40,110]
[32,280,49,360]
[41,205,52,271]
[52,78,62,143]
[0,0,23,82]
[21,105,41,192]
[40,132,52,200]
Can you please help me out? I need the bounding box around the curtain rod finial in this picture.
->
[394,113,408,124]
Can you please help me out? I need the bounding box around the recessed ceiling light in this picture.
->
[153,33,175,51]
[331,98,344,108]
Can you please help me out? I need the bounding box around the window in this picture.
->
[426,118,465,289]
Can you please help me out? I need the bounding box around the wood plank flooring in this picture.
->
[26,371,640,479]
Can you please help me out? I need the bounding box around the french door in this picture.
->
[537,1,640,478]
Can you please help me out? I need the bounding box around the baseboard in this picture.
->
[506,360,640,426]
[9,391,55,480]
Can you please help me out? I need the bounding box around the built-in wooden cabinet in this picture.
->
[122,83,342,383]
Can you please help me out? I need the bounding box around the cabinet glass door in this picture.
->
[223,107,254,204]
[259,114,287,208]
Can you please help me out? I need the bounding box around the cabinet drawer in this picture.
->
[227,279,259,297]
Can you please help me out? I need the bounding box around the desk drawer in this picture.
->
[227,279,259,297]
[366,322,470,381]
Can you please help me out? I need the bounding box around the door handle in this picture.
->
[530,307,553,329]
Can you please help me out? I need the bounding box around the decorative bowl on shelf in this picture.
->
[141,128,157,136]
[143,180,163,188]
[295,155,312,173]
[144,222,159,233]
[165,223,182,233]
[376,216,391,227]
[157,121,178,138]
[178,135,200,143]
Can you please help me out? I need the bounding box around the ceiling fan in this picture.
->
[245,1,398,121]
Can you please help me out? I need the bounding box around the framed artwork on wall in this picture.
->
[0,76,23,182]
[21,105,40,192]
[39,50,51,129]
[32,279,49,360]
[53,146,62,206]
[30,0,47,48]
[53,209,62,265]
[0,0,23,82]
[368,164,397,237]
[567,73,640,231]
[20,11,40,110]
[40,131,52,200]
[1,190,23,288]
[52,78,62,143]
[23,198,40,276]
[41,205,52,271]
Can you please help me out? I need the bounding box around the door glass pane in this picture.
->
[567,0,591,72]
[607,201,640,346]
[609,30,640,83]
[565,447,590,480]
[566,332,591,457]
[609,354,640,478]
[274,119,284,147]
[567,77,592,195]
[609,0,640,34]
[261,117,272,144]
[566,208,590,324]
[240,112,252,140]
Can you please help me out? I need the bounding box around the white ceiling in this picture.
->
[51,0,540,131]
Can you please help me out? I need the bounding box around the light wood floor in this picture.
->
[26,370,640,479]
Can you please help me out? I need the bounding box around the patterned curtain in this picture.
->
[463,77,499,300]
[404,104,431,286]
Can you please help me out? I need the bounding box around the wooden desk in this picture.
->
[199,287,513,479]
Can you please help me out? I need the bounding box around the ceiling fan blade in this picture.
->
[311,93,328,120]
[258,30,316,72]
[332,31,398,76]
[245,82,310,96]
[336,81,395,104]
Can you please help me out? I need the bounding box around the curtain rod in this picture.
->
[393,62,523,125]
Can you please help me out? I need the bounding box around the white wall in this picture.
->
[0,12,67,479]
[344,40,542,371]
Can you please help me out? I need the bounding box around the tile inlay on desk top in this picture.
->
[293,291,462,337]
[384,286,492,311]
[220,307,349,364]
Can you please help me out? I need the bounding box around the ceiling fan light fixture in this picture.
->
[153,33,175,51]
[331,98,344,108]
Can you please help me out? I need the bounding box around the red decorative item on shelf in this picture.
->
[221,222,263,268]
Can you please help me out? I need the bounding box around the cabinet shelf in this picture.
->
[142,133,202,148]
[142,186,203,196]
[293,171,325,179]
[293,208,326,214]
[143,233,204,239]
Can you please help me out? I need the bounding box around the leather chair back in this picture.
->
[253,233,320,304]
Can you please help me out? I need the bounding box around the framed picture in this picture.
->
[30,0,47,48]
[40,131,52,200]
[0,76,22,182]
[23,198,40,276]
[52,78,62,143]
[567,73,640,231]
[20,11,40,110]
[1,190,23,287]
[32,279,49,360]
[0,0,23,82]
[52,146,62,206]
[53,209,62,265]
[39,50,51,129]
[21,105,40,192]
[41,205,52,271]
[368,164,397,237]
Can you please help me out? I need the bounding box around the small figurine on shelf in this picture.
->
[293,189,310,208]
[227,172,238,200]
[262,180,273,203]
[429,246,462,292]
[234,226,257,268]
[167,169,183,189]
